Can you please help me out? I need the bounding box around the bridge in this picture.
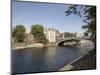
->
[56,36,91,46]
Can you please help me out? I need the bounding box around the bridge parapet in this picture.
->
[57,37,80,42]
[56,36,90,46]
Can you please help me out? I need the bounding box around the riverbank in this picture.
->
[59,49,96,71]
[71,49,96,70]
[12,42,59,50]
[12,43,44,50]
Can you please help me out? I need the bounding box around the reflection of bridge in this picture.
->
[56,37,91,46]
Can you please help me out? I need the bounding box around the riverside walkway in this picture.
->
[59,49,96,71]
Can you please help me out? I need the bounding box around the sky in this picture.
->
[12,0,85,33]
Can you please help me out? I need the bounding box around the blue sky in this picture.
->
[12,1,85,33]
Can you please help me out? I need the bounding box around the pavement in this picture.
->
[71,49,96,70]
[59,49,96,71]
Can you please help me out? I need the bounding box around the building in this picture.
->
[44,28,58,43]
[57,33,65,38]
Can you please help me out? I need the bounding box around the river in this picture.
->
[12,42,94,74]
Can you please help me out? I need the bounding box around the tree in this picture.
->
[31,24,48,45]
[84,32,88,37]
[12,27,16,37]
[64,32,76,37]
[12,25,26,42]
[65,5,96,44]
[39,36,48,45]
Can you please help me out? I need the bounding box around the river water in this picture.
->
[12,42,94,74]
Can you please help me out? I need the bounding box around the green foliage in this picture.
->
[39,36,48,45]
[31,24,48,45]
[65,5,81,17]
[64,32,76,37]
[31,24,44,40]
[15,32,25,42]
[84,32,88,36]
[31,24,44,34]
[12,27,16,37]
[12,25,26,42]
[82,6,96,38]
[65,5,96,42]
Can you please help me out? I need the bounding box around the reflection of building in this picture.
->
[44,28,58,43]
[24,33,35,44]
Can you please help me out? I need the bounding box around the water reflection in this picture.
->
[12,42,94,74]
